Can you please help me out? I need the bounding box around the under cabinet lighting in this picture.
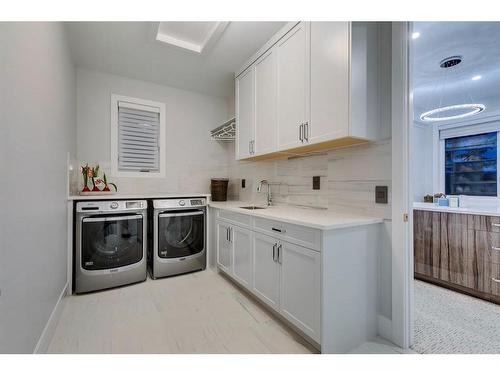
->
[412,32,420,39]
[472,75,482,81]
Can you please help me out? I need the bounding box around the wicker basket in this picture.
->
[211,178,229,201]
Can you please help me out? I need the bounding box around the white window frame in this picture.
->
[110,94,166,178]
[435,117,500,198]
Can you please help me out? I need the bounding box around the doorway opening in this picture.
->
[410,21,500,353]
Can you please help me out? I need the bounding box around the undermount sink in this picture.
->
[239,205,267,210]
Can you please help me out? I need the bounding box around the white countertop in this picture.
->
[68,193,211,201]
[209,201,384,230]
[413,202,500,217]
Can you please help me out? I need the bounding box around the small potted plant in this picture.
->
[90,164,100,192]
[80,163,91,192]
[101,173,117,192]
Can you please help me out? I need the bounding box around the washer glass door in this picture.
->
[157,209,205,258]
[81,214,144,270]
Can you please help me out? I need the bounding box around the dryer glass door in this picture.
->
[157,209,205,258]
[81,215,144,270]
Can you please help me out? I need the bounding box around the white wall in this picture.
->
[412,123,434,202]
[75,68,230,194]
[0,23,76,353]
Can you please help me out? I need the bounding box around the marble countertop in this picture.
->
[68,193,211,201]
[209,201,384,230]
[413,202,500,217]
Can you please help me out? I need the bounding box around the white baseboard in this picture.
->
[377,314,393,343]
[33,282,68,354]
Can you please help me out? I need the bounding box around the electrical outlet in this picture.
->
[375,186,388,204]
[313,176,320,190]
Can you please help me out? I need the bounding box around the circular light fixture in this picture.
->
[412,32,420,39]
[472,75,482,81]
[439,56,463,68]
[420,104,485,122]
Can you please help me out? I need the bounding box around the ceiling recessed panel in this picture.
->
[156,21,229,54]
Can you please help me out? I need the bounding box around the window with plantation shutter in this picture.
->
[111,95,166,178]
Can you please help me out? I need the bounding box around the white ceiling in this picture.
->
[412,22,500,125]
[65,22,286,98]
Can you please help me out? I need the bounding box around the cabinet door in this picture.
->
[236,67,255,160]
[232,226,253,289]
[309,22,349,144]
[440,213,468,287]
[254,47,278,155]
[252,232,280,310]
[216,221,232,274]
[277,22,310,150]
[279,241,321,342]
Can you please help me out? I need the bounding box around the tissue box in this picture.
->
[437,197,449,206]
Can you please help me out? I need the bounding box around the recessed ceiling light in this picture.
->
[412,32,420,39]
[472,75,482,81]
[420,104,485,122]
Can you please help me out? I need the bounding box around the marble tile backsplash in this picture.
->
[227,138,392,220]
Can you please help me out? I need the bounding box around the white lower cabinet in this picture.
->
[232,226,253,288]
[252,232,281,310]
[279,241,321,342]
[216,222,232,273]
[217,215,321,344]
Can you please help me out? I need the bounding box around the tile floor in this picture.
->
[48,269,317,354]
[48,268,407,354]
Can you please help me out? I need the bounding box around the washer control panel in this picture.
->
[153,197,207,209]
[76,200,146,213]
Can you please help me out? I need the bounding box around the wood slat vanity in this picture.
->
[414,209,500,304]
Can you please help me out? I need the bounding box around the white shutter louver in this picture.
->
[118,101,160,172]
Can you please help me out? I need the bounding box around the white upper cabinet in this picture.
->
[276,22,310,150]
[234,22,390,160]
[254,48,278,155]
[236,67,255,159]
[309,22,350,144]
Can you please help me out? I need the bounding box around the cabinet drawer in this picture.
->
[217,209,252,228]
[468,230,500,263]
[467,215,500,232]
[254,217,321,251]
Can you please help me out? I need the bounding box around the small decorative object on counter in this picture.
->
[211,178,229,201]
[424,194,434,203]
[79,163,117,195]
[102,173,117,192]
[437,196,449,207]
[80,163,91,192]
[90,164,100,191]
[449,196,459,208]
[433,193,445,205]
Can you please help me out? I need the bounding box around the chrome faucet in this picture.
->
[257,180,272,206]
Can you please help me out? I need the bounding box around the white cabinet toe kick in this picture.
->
[212,207,382,353]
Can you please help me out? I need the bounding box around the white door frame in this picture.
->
[391,21,414,349]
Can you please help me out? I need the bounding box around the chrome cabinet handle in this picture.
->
[492,246,500,252]
[492,223,500,227]
[252,140,255,154]
[272,243,277,261]
[226,227,229,241]
[299,123,303,142]
[492,277,500,283]
[277,244,282,264]
[271,227,285,233]
[229,227,232,243]
[304,122,309,142]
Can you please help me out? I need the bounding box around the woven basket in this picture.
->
[211,178,229,201]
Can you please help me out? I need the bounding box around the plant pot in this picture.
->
[82,185,91,192]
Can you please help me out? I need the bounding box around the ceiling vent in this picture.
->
[439,55,463,68]
[155,22,229,55]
